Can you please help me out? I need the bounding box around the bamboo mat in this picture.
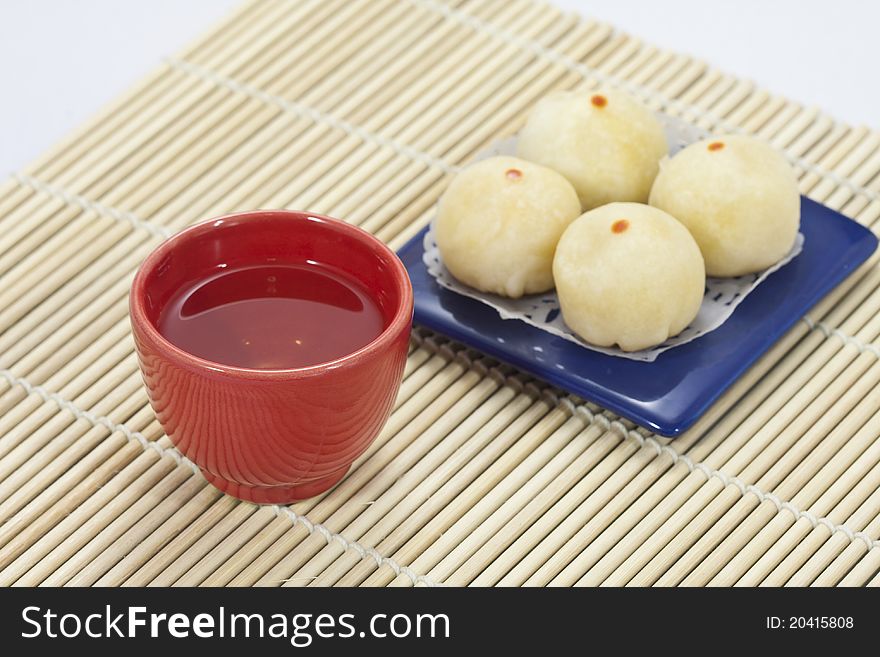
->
[1,0,879,588]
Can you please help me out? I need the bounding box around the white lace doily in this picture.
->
[424,114,805,362]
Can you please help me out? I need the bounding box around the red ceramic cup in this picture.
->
[129,210,413,504]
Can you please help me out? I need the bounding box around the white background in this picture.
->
[1,0,877,175]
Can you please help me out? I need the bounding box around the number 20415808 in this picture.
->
[766,617,853,629]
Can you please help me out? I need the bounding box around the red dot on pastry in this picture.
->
[591,94,607,108]
[505,168,523,180]
[611,219,629,233]
[708,141,725,151]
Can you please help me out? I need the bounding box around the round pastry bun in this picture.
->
[553,202,705,352]
[435,155,581,298]
[649,134,800,277]
[516,88,668,210]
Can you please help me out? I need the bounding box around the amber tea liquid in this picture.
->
[158,263,384,369]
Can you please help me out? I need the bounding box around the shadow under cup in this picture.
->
[129,211,413,504]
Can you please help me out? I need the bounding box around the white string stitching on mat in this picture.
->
[0,366,441,587]
[802,316,880,359]
[13,173,173,239]
[408,330,880,552]
[414,0,880,205]
[164,57,461,175]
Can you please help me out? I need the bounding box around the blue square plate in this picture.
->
[397,197,877,437]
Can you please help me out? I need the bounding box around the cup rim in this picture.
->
[129,210,413,379]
